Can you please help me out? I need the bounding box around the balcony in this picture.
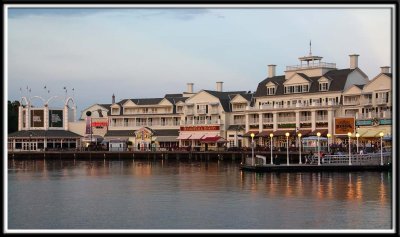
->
[262,118,273,123]
[260,104,274,109]
[343,100,360,106]
[277,117,296,123]
[376,98,388,105]
[197,109,207,114]
[233,120,245,125]
[316,115,328,121]
[210,109,219,114]
[361,99,373,106]
[186,109,194,115]
[249,119,259,124]
[300,116,311,122]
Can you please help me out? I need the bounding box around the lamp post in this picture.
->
[317,132,321,165]
[269,133,274,165]
[327,133,331,154]
[251,133,255,166]
[379,132,384,165]
[29,132,32,152]
[356,132,360,154]
[348,132,352,165]
[298,133,302,164]
[285,132,290,166]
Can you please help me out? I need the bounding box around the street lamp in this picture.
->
[29,132,32,151]
[250,133,255,166]
[327,133,331,154]
[348,132,352,165]
[317,132,321,165]
[298,133,302,164]
[379,132,384,165]
[269,133,274,165]
[285,132,290,166]
[356,132,360,154]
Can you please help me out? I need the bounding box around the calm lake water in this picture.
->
[7,158,393,231]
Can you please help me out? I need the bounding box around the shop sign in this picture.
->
[31,109,44,127]
[334,117,355,135]
[380,119,392,125]
[355,120,372,126]
[49,110,63,127]
[180,126,220,131]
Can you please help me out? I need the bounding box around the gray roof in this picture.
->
[8,130,82,138]
[354,84,365,90]
[104,130,136,137]
[254,69,355,97]
[227,125,245,131]
[153,129,179,136]
[104,129,179,137]
[204,90,252,112]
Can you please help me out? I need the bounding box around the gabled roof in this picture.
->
[254,69,355,97]
[203,90,250,112]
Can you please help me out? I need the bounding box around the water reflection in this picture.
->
[7,159,392,230]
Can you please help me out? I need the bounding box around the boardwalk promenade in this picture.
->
[240,152,392,172]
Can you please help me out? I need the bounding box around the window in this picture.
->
[319,82,328,91]
[267,87,275,95]
[302,85,309,92]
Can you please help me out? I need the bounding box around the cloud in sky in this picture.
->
[6,6,393,115]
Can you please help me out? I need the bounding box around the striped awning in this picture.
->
[176,133,192,140]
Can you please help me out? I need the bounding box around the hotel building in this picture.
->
[8,50,392,152]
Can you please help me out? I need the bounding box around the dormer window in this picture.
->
[267,87,275,95]
[302,85,309,92]
[319,82,328,91]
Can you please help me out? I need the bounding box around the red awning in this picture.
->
[200,136,226,143]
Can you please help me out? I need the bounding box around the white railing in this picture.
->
[300,116,311,122]
[321,152,391,165]
[277,117,296,122]
[186,109,194,115]
[316,115,328,121]
[263,118,273,123]
[197,109,207,114]
[376,98,388,104]
[286,62,336,71]
[249,119,259,124]
[361,99,373,106]
[234,120,245,125]
[343,100,360,105]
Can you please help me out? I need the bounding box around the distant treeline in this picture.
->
[8,100,20,133]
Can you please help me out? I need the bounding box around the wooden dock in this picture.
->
[240,164,392,172]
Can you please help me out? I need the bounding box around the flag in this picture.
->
[63,86,66,90]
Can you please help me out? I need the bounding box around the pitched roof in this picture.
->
[153,129,179,136]
[254,69,355,97]
[203,90,251,112]
[104,130,136,137]
[8,130,82,138]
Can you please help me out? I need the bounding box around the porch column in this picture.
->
[328,109,334,136]
[311,110,316,131]
[258,113,263,132]
[273,112,278,131]
[245,114,249,132]
[295,111,300,131]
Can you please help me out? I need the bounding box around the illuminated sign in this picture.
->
[334,117,355,135]
[91,121,108,127]
[49,110,63,127]
[31,110,44,127]
[180,126,220,131]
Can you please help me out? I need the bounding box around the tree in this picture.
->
[8,100,20,133]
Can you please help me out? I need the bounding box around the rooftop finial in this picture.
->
[309,40,312,56]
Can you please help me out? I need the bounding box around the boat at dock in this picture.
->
[240,152,392,172]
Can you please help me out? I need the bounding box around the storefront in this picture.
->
[8,130,82,151]
[178,125,222,150]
